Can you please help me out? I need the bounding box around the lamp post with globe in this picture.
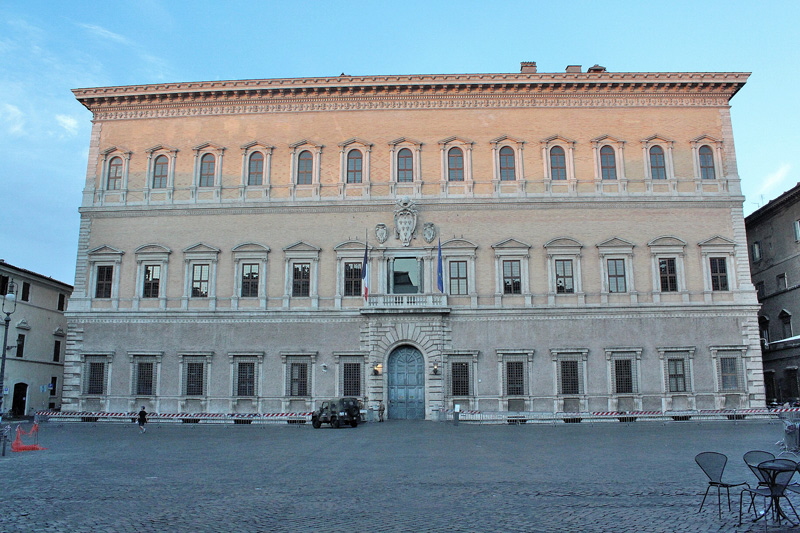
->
[0,280,17,420]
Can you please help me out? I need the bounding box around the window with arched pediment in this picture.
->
[649,146,666,179]
[549,147,566,180]
[499,146,516,181]
[448,147,464,181]
[152,155,168,188]
[346,149,363,183]
[199,154,216,187]
[397,148,414,182]
[107,156,123,190]
[297,150,313,185]
[600,146,617,180]
[248,152,264,185]
[699,145,715,179]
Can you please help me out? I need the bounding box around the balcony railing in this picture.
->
[364,293,448,309]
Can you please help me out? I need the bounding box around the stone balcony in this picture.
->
[361,293,450,314]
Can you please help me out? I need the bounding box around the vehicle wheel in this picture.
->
[332,418,340,429]
[312,419,321,429]
[350,420,358,428]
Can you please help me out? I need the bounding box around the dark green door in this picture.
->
[387,346,425,419]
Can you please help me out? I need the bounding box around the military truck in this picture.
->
[311,397,361,428]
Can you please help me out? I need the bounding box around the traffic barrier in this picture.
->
[36,410,313,424]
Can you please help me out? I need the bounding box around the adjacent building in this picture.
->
[746,182,800,403]
[63,62,764,419]
[0,261,72,416]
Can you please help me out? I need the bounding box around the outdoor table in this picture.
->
[756,459,798,526]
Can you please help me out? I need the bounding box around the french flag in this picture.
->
[361,242,369,301]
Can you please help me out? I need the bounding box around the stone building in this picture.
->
[0,261,72,416]
[63,62,763,419]
[746,182,800,403]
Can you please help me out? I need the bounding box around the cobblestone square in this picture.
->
[1,419,797,532]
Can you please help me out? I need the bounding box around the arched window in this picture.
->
[649,146,666,179]
[550,146,566,180]
[346,150,363,183]
[699,145,715,179]
[499,146,515,181]
[448,147,464,181]
[152,155,168,188]
[248,152,264,186]
[199,153,215,187]
[107,156,123,190]
[397,148,413,182]
[600,146,617,180]
[297,150,313,184]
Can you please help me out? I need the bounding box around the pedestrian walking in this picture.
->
[137,406,148,433]
[378,401,385,422]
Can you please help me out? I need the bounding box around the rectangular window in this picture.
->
[390,258,422,294]
[751,242,762,262]
[95,265,113,299]
[795,219,800,242]
[16,334,25,358]
[290,362,308,396]
[506,361,525,396]
[614,359,633,394]
[667,359,687,392]
[451,362,470,396]
[502,260,521,295]
[555,260,574,294]
[560,360,580,394]
[343,262,362,297]
[21,281,31,301]
[191,264,210,298]
[709,257,729,291]
[292,263,310,297]
[86,361,106,395]
[58,293,66,311]
[236,362,256,397]
[342,362,361,397]
[755,281,765,299]
[720,357,739,390]
[777,273,787,291]
[607,259,626,293]
[50,376,57,397]
[449,261,468,295]
[53,340,61,362]
[659,258,678,292]
[142,265,161,298]
[0,275,8,296]
[136,362,155,396]
[185,362,205,396]
[241,263,259,298]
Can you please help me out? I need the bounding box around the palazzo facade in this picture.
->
[63,62,764,419]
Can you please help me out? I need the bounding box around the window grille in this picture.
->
[236,361,256,397]
[185,362,205,396]
[505,361,525,395]
[719,356,739,391]
[136,362,155,396]
[667,358,687,392]
[288,362,309,396]
[451,362,470,396]
[614,359,634,394]
[560,360,580,394]
[342,362,361,397]
[85,360,106,395]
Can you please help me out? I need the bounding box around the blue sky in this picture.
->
[1,1,797,285]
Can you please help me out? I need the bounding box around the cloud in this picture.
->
[55,114,79,135]
[758,163,792,196]
[77,23,133,46]
[0,103,25,135]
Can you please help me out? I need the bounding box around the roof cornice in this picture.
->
[73,71,750,115]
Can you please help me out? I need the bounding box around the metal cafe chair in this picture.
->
[739,459,800,528]
[744,450,777,487]
[695,452,749,518]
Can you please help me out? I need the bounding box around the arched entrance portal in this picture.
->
[387,345,425,419]
[12,383,28,417]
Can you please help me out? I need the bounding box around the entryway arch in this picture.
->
[387,345,425,419]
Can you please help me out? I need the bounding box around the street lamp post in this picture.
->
[0,280,17,421]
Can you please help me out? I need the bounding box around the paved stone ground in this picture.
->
[2,418,800,532]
